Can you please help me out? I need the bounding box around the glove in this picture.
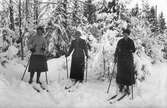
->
[86,55,90,59]
[41,47,45,51]
[30,48,35,53]
[114,57,117,63]
[65,54,69,57]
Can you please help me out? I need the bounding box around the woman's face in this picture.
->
[123,32,129,37]
[74,32,81,39]
[74,36,80,39]
[37,29,43,35]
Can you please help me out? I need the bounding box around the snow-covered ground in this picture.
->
[0,56,167,108]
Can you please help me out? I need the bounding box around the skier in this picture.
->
[114,28,136,96]
[27,26,48,84]
[66,30,89,83]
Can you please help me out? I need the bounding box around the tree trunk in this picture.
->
[25,0,29,21]
[9,0,15,31]
[19,0,24,60]
[63,0,67,28]
[34,0,38,25]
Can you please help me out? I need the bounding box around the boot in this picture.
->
[28,80,33,84]
[125,86,130,95]
[36,72,42,85]
[119,84,124,93]
[29,72,35,84]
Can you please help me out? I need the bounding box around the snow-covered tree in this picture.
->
[158,12,166,34]
[84,0,96,24]
[148,6,159,33]
[131,4,139,17]
[9,0,15,31]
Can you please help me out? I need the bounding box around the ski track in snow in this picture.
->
[0,57,167,108]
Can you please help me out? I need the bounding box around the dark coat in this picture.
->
[68,38,88,82]
[114,37,136,86]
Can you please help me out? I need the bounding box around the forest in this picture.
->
[0,0,167,107]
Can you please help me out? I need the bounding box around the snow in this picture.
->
[0,54,167,108]
[0,0,167,107]
[6,45,19,60]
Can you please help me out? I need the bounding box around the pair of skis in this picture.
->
[107,93,128,104]
[30,82,58,104]
[30,83,49,93]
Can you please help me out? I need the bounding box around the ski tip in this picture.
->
[107,94,117,101]
[64,86,68,89]
[109,101,115,104]
[33,87,41,93]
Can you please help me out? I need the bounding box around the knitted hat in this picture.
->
[37,26,44,33]
[74,31,81,37]
[122,28,131,35]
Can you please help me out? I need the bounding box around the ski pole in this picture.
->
[132,85,134,100]
[66,57,69,78]
[45,71,48,84]
[107,62,116,93]
[131,71,137,99]
[21,57,30,80]
[103,47,105,75]
[132,73,137,100]
[85,58,88,82]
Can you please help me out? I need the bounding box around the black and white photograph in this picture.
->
[0,0,167,107]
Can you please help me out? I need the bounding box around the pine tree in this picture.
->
[131,4,139,17]
[84,0,96,24]
[141,0,150,19]
[158,12,166,33]
[72,0,85,27]
[148,6,158,33]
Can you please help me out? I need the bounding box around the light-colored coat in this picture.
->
[28,33,47,55]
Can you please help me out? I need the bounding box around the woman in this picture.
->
[66,31,88,83]
[114,28,136,94]
[28,26,48,84]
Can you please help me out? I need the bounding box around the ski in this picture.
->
[109,93,127,104]
[65,81,77,90]
[39,83,49,92]
[29,82,49,93]
[117,93,127,101]
[65,85,73,90]
[67,82,82,93]
[32,86,41,92]
[107,94,118,101]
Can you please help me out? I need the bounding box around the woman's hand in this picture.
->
[65,53,69,57]
[30,48,35,53]
[86,55,90,59]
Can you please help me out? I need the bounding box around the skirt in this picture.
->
[28,55,48,73]
[116,56,135,86]
[70,56,85,81]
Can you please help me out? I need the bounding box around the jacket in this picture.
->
[28,33,47,55]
